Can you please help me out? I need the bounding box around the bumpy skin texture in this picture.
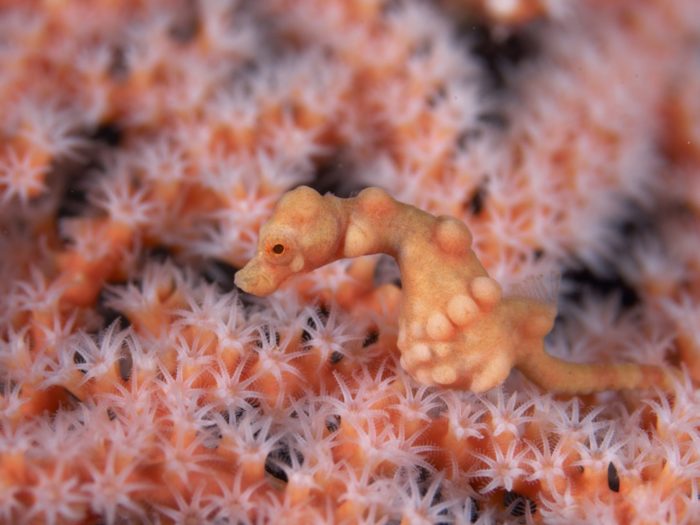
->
[236,186,677,393]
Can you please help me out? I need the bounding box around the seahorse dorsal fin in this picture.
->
[509,272,560,306]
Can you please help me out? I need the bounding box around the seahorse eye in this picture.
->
[262,234,294,265]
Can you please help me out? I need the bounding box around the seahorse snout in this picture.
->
[234,259,277,296]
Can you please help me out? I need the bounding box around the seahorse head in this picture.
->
[234,186,343,296]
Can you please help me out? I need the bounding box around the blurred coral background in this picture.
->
[1,0,699,523]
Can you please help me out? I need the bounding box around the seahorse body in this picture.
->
[235,186,677,393]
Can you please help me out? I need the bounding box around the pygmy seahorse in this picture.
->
[235,186,677,394]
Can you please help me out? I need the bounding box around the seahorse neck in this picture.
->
[334,191,432,262]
